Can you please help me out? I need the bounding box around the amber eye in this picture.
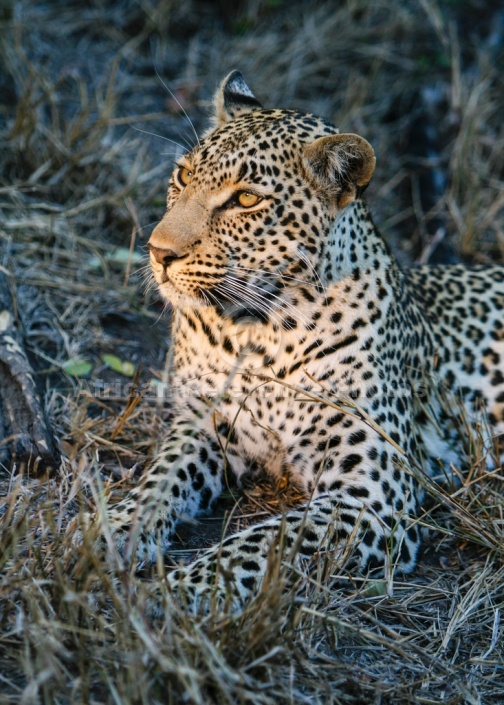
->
[176,166,193,187]
[237,191,262,208]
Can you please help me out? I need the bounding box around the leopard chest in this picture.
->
[170,299,402,474]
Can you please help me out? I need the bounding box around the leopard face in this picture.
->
[148,95,375,323]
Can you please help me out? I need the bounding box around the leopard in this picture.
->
[84,71,504,612]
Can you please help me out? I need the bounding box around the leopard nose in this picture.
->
[148,243,184,267]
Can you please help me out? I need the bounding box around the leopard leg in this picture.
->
[147,492,420,614]
[87,416,227,562]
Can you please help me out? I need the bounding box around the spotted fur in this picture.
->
[89,71,504,610]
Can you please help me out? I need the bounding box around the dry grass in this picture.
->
[0,0,503,703]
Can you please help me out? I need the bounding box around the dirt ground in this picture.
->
[0,1,503,703]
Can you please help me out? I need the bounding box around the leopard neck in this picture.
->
[322,200,402,288]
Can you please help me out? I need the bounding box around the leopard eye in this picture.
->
[236,191,262,208]
[176,165,193,187]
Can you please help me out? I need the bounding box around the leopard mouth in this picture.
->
[154,275,201,307]
[156,264,285,321]
[201,274,285,323]
[201,285,271,322]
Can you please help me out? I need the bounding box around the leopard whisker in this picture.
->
[223,276,328,350]
[212,280,277,314]
[212,281,286,326]
[219,277,290,319]
[142,271,158,296]
[224,274,318,331]
[155,68,200,149]
[204,288,227,312]
[217,281,319,342]
[132,125,189,156]
[297,249,325,291]
[233,264,312,287]
[131,263,154,277]
[232,262,321,289]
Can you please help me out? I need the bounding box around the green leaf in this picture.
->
[88,248,144,270]
[62,358,93,377]
[102,354,136,377]
[364,580,388,597]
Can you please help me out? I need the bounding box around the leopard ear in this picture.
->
[303,133,376,209]
[213,71,262,127]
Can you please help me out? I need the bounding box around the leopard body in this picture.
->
[92,72,504,609]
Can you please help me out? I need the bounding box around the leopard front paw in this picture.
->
[81,511,174,566]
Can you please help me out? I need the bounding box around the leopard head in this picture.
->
[148,71,375,321]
